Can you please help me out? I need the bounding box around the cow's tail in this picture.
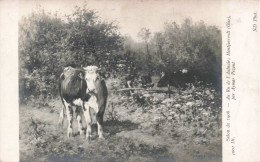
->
[58,73,66,126]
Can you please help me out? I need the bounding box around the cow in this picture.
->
[124,73,139,96]
[124,73,154,96]
[125,74,135,89]
[157,71,178,88]
[58,66,108,140]
[157,69,194,88]
[139,74,154,88]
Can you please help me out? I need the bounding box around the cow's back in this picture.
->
[59,68,87,103]
[157,73,176,87]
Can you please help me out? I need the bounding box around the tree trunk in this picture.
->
[146,43,151,74]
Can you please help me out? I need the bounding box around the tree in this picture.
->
[154,19,221,87]
[19,6,123,103]
[138,28,152,74]
[153,32,165,59]
[19,10,67,102]
[64,5,122,71]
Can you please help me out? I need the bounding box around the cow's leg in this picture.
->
[88,96,104,139]
[58,105,65,127]
[64,100,73,137]
[83,102,92,141]
[96,110,105,139]
[168,84,171,98]
[76,107,83,135]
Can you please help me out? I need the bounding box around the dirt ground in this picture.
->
[20,79,222,162]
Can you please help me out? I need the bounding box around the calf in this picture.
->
[157,70,194,88]
[58,66,108,140]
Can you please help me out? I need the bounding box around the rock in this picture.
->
[202,112,209,116]
[143,93,151,97]
[186,102,194,107]
[173,104,181,108]
[162,98,175,107]
[162,98,174,104]
[209,94,214,100]
[205,90,211,95]
[153,116,161,121]
[195,100,203,106]
[181,94,192,100]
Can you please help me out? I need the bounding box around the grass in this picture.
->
[20,80,222,162]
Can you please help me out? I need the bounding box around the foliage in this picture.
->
[123,19,221,87]
[20,79,221,161]
[19,6,221,103]
[137,28,152,73]
[19,6,122,103]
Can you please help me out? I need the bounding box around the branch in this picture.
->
[116,88,145,91]
[116,88,175,94]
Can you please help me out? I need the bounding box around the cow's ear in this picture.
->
[96,72,102,80]
[78,73,84,80]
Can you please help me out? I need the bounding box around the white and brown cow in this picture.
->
[58,66,108,140]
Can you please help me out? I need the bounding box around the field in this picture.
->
[20,78,222,162]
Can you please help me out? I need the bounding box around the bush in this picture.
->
[123,19,221,87]
[19,6,122,103]
[19,7,221,104]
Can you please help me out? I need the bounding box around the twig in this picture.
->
[117,88,145,91]
[117,88,176,94]
[202,129,207,134]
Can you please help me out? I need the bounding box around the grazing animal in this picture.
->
[139,74,154,88]
[124,73,154,97]
[58,66,108,140]
[157,70,194,88]
[124,74,136,96]
[158,69,221,92]
[125,74,136,88]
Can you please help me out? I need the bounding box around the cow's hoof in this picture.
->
[78,130,84,136]
[58,121,63,127]
[67,129,73,138]
[86,135,92,141]
[98,136,105,141]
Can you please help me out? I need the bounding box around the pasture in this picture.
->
[19,4,222,161]
[20,78,222,162]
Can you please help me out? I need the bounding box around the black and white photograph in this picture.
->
[17,0,223,161]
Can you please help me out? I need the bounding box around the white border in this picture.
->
[0,0,260,161]
[0,1,19,161]
[222,0,260,161]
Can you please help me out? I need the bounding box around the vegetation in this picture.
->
[19,5,222,161]
[19,6,122,103]
[20,78,221,161]
[19,6,221,103]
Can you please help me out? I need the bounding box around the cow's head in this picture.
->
[83,66,101,92]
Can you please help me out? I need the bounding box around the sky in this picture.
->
[19,0,221,40]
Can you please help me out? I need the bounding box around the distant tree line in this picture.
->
[19,5,221,103]
[121,19,221,89]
